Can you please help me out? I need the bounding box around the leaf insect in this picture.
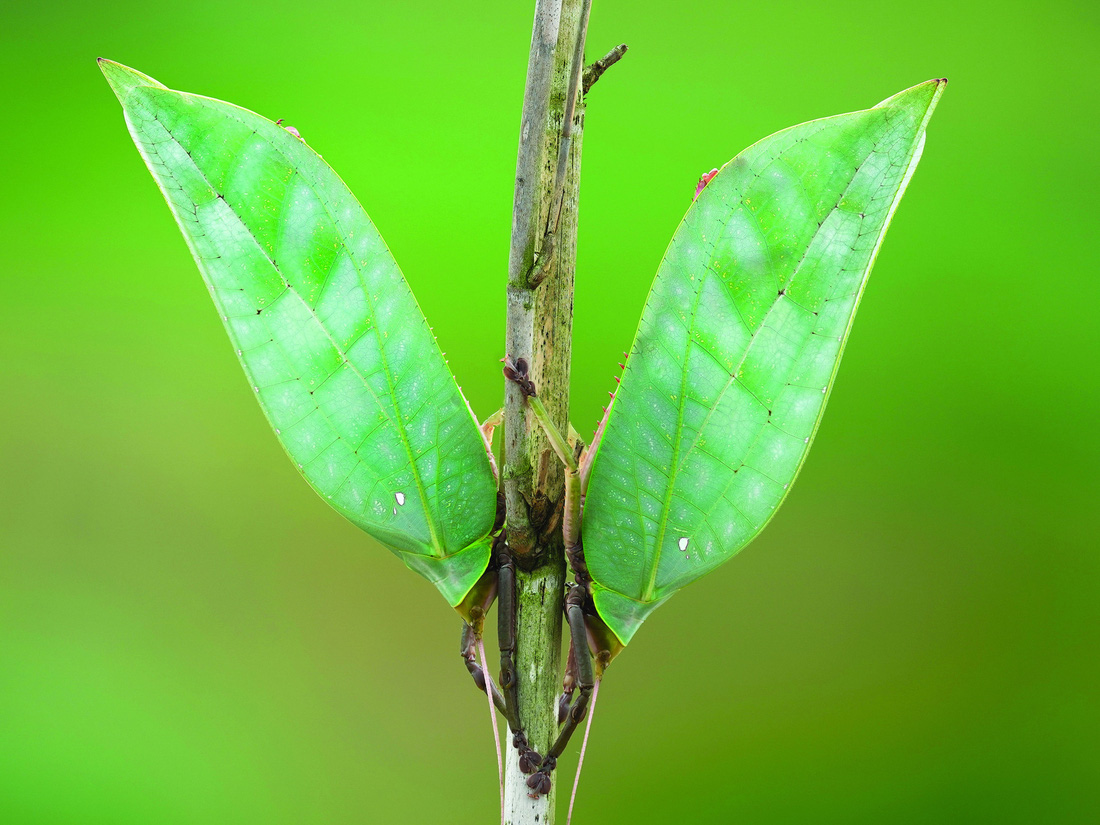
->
[101,56,944,816]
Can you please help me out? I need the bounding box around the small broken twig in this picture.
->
[582,43,628,95]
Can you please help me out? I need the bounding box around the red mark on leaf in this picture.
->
[276,119,302,139]
[693,168,719,201]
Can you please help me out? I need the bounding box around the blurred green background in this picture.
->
[2,0,1097,822]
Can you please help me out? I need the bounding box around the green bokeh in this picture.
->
[1,1,1096,822]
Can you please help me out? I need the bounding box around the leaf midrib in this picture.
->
[142,93,446,555]
[640,268,707,602]
[638,117,890,603]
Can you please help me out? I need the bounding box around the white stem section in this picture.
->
[504,742,548,825]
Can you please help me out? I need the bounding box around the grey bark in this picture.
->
[502,0,588,822]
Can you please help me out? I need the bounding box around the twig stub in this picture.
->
[582,43,628,95]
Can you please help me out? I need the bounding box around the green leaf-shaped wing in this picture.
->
[583,80,945,645]
[100,60,498,610]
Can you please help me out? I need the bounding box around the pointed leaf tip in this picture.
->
[98,59,166,103]
[875,78,947,120]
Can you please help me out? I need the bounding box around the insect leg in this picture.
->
[526,584,596,796]
[502,356,578,474]
[497,544,543,775]
[558,636,577,725]
[556,467,586,723]
[460,621,508,715]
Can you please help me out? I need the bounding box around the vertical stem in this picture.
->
[504,1,587,823]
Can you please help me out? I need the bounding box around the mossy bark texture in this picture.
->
[503,0,587,822]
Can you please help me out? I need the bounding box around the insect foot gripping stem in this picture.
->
[526,756,556,797]
[503,355,579,481]
[501,355,536,398]
[513,730,543,776]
